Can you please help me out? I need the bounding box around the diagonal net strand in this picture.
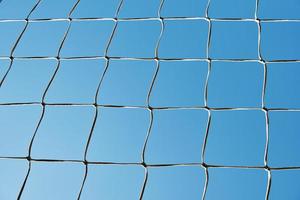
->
[1,155,300,170]
[255,0,271,199]
[1,16,300,22]
[76,0,126,199]
[16,1,83,199]
[0,0,42,87]
[201,0,212,199]
[139,0,165,199]
[1,55,300,64]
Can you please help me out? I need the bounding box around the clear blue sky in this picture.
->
[0,0,300,199]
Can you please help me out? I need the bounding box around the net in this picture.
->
[0,0,299,199]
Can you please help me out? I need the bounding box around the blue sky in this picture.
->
[0,0,300,199]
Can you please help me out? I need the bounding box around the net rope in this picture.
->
[0,0,298,199]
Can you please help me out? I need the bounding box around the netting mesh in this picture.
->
[0,0,299,199]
